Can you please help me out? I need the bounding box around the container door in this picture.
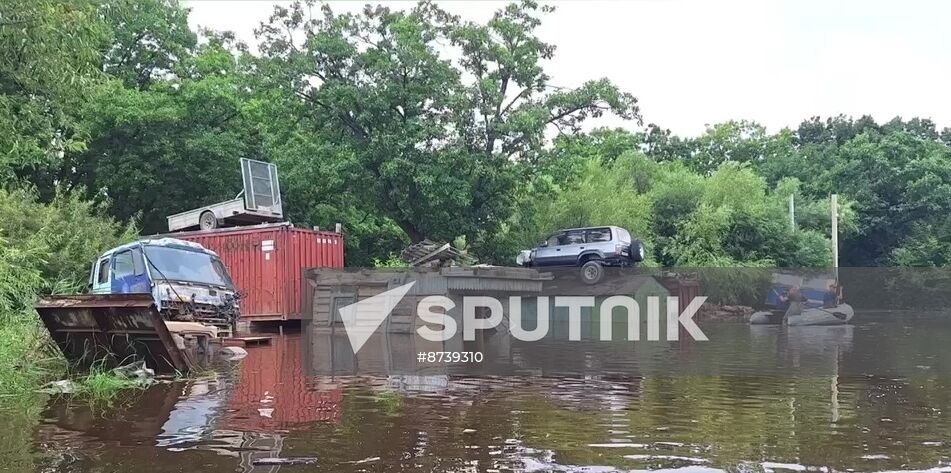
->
[259,235,282,317]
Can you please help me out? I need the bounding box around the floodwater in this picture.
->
[11,313,951,472]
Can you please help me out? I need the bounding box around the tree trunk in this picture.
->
[395,219,426,243]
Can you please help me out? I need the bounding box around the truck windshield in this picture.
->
[142,246,233,288]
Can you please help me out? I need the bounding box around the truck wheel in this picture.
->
[199,211,218,230]
[580,260,604,285]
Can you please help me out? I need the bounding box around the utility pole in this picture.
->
[788,195,796,230]
[831,194,839,283]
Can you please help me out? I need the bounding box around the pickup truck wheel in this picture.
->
[199,211,218,230]
[580,260,604,285]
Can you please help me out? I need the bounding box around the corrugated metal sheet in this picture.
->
[174,223,344,320]
[444,277,544,292]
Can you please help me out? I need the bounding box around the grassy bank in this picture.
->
[0,315,147,472]
[0,317,61,399]
[0,316,56,471]
[0,186,141,400]
[72,364,153,401]
[0,315,152,402]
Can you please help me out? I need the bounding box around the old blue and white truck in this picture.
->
[87,238,240,328]
[35,238,241,373]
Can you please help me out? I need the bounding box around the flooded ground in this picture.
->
[11,313,951,472]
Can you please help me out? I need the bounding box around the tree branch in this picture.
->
[295,90,369,141]
[115,32,148,68]
[499,87,530,116]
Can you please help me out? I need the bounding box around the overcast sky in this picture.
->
[186,0,951,136]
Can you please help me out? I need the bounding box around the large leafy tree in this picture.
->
[16,0,259,233]
[58,40,263,232]
[99,0,197,89]
[751,116,951,266]
[820,130,951,266]
[254,0,639,243]
[629,115,951,267]
[0,0,108,179]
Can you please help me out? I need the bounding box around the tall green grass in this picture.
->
[0,317,151,402]
[0,318,62,399]
[0,185,138,398]
[72,363,151,402]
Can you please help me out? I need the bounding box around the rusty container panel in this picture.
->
[36,294,188,373]
[173,223,344,321]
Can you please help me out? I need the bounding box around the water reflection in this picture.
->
[29,315,951,472]
[304,314,921,378]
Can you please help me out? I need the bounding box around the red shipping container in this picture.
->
[171,223,344,321]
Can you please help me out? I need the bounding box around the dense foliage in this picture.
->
[2,0,951,272]
[0,187,134,395]
[0,188,136,303]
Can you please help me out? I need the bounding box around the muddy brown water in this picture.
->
[10,313,951,472]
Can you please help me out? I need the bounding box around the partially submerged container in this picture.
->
[35,294,216,373]
[172,223,344,322]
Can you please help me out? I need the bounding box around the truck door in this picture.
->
[91,255,112,294]
[111,248,151,294]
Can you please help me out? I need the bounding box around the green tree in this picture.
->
[828,130,951,265]
[639,115,951,267]
[58,42,262,233]
[99,0,197,89]
[0,0,108,179]
[685,120,796,176]
[0,187,136,295]
[8,0,249,234]
[254,0,638,244]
